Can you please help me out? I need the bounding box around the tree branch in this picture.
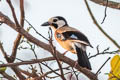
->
[89,46,119,59]
[0,42,10,61]
[11,66,26,80]
[10,0,25,62]
[39,66,70,79]
[90,0,120,10]
[6,0,20,27]
[24,19,49,41]
[0,72,15,80]
[96,57,111,75]
[0,57,55,67]
[101,0,108,24]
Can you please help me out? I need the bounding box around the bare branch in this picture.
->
[11,35,22,62]
[90,0,120,10]
[39,66,70,79]
[0,72,15,80]
[101,0,108,24]
[96,57,111,75]
[19,68,37,77]
[11,67,26,80]
[0,57,55,67]
[6,0,20,27]
[25,19,49,41]
[0,42,9,61]
[10,0,25,62]
[71,68,79,80]
[20,0,25,26]
[89,46,119,59]
[26,41,46,80]
[41,62,61,77]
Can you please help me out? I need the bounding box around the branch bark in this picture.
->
[0,12,98,80]
[0,42,10,61]
[90,0,120,10]
[0,57,55,67]
[0,72,15,80]
[10,0,25,62]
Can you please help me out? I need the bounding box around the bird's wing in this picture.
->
[61,31,92,46]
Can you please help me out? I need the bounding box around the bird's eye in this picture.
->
[53,19,57,22]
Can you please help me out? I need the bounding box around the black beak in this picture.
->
[41,22,50,26]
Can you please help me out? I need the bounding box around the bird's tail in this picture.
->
[75,46,92,70]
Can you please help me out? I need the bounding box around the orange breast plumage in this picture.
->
[54,31,76,54]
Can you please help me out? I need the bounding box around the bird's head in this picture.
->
[41,16,68,30]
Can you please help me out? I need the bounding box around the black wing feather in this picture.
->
[62,31,90,45]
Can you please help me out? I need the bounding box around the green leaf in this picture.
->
[0,67,7,72]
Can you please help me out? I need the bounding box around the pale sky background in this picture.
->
[0,0,120,80]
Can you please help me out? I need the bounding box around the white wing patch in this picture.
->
[70,39,89,46]
[70,34,78,39]
[74,42,86,51]
[70,34,89,46]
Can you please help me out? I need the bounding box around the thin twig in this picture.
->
[18,33,46,80]
[101,0,108,24]
[19,68,37,77]
[72,68,79,80]
[89,50,118,59]
[96,57,111,75]
[46,71,72,79]
[41,62,61,77]
[28,65,39,77]
[39,66,70,79]
[0,72,15,80]
[24,19,49,41]
[28,42,46,80]
[11,66,26,80]
[89,46,119,59]
[6,0,20,27]
[0,57,55,67]
[0,42,9,61]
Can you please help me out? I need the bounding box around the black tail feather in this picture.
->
[75,46,92,70]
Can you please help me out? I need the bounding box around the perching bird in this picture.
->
[41,16,92,70]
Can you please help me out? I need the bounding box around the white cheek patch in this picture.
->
[57,20,65,27]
